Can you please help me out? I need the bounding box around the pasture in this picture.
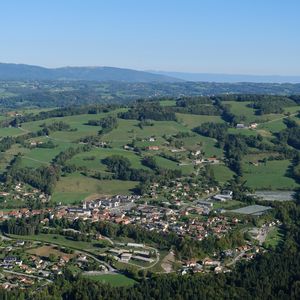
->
[52,173,136,204]
[242,159,298,190]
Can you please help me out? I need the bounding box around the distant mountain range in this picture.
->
[151,71,300,83]
[1,63,300,83]
[0,63,181,82]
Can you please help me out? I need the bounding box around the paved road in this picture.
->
[5,233,117,273]
[82,270,116,276]
[226,251,245,267]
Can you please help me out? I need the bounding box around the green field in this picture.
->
[225,101,258,123]
[243,160,298,190]
[176,113,224,129]
[264,227,284,249]
[104,119,189,148]
[211,164,235,183]
[52,173,136,204]
[8,233,108,252]
[0,127,24,137]
[68,147,147,171]
[83,274,136,287]
[225,101,285,124]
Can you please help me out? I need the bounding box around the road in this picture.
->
[258,112,298,126]
[226,251,245,267]
[4,233,117,273]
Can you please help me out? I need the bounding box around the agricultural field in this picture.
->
[52,173,136,204]
[27,245,76,259]
[0,95,299,208]
[242,160,298,190]
[68,148,147,172]
[0,126,23,138]
[176,113,224,129]
[211,164,235,183]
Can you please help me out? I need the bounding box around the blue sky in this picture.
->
[0,0,299,75]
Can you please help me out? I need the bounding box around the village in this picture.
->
[0,178,282,290]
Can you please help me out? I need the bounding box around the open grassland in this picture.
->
[20,139,74,168]
[52,173,136,204]
[225,101,287,124]
[225,101,258,123]
[0,127,24,138]
[228,128,259,136]
[211,164,235,183]
[176,113,224,129]
[242,160,298,190]
[177,134,223,157]
[27,245,75,258]
[104,119,190,148]
[82,274,136,287]
[68,147,147,171]
[264,227,284,249]
[213,200,244,210]
[0,144,29,172]
[153,155,194,175]
[9,233,108,253]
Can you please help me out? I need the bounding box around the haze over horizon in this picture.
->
[1,0,300,76]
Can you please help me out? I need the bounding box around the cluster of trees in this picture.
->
[86,116,118,134]
[250,96,296,115]
[4,201,300,299]
[53,145,92,166]
[36,140,57,149]
[224,134,248,175]
[4,155,60,194]
[0,136,15,152]
[4,199,300,299]
[175,97,220,115]
[40,121,71,134]
[1,104,120,128]
[102,155,152,182]
[193,122,228,141]
[277,119,300,150]
[1,215,44,235]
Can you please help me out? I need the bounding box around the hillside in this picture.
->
[152,71,300,83]
[0,63,181,82]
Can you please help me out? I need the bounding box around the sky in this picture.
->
[0,0,299,75]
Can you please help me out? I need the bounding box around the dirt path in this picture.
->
[161,251,175,273]
[258,112,298,127]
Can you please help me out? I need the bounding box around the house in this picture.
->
[147,146,160,151]
[120,253,132,263]
[132,255,154,263]
[249,123,258,129]
[15,240,25,247]
[67,208,91,217]
[127,243,145,248]
[206,157,219,164]
[213,190,233,202]
[236,123,246,129]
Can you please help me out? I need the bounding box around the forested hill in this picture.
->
[1,80,300,109]
[0,63,182,82]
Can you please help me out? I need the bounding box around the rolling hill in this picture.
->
[0,63,182,82]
